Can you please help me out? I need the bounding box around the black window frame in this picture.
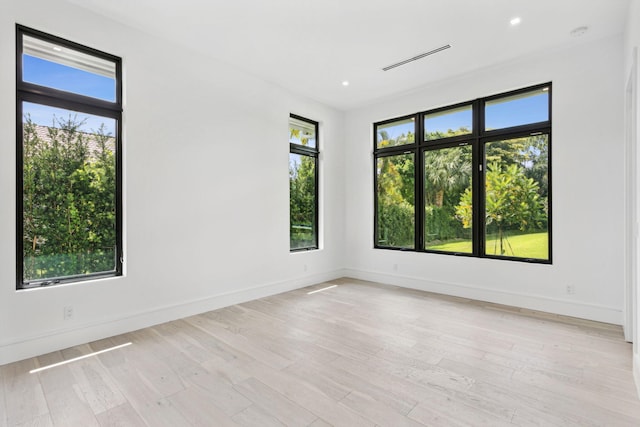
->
[373,83,552,264]
[289,114,319,252]
[16,25,123,289]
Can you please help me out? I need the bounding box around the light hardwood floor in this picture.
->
[1,278,640,426]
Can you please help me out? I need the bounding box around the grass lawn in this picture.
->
[428,231,548,259]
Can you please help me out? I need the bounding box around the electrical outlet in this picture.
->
[393,264,398,272]
[304,264,308,272]
[566,285,576,295]
[64,305,74,320]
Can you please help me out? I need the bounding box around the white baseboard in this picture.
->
[0,269,346,366]
[635,353,640,400]
[343,268,622,325]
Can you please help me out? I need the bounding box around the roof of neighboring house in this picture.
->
[26,123,116,157]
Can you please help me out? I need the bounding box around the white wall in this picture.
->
[624,0,640,398]
[344,35,625,325]
[0,0,346,365]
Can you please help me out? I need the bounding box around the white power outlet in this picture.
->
[64,305,74,320]
[566,285,576,295]
[393,264,398,272]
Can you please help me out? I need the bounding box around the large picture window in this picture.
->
[16,25,123,288]
[289,115,319,251]
[374,84,551,263]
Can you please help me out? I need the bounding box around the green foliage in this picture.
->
[425,126,471,141]
[487,134,549,198]
[377,130,415,148]
[22,116,116,281]
[378,201,414,247]
[424,205,469,244]
[376,154,414,247]
[290,153,316,248]
[484,162,545,232]
[424,146,471,207]
[457,161,547,256]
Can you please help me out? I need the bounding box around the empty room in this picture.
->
[2,0,640,425]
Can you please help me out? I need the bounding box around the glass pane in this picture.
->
[424,105,472,141]
[376,153,415,248]
[22,34,117,102]
[290,153,317,249]
[289,117,317,148]
[485,87,549,131]
[424,145,473,253]
[484,134,549,260]
[22,102,118,282]
[376,118,415,148]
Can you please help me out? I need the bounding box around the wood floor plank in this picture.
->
[59,346,128,416]
[1,278,639,426]
[408,398,513,427]
[185,316,294,370]
[115,331,186,398]
[95,403,146,427]
[339,390,426,427]
[167,386,241,426]
[233,377,318,426]
[1,359,50,426]
[179,369,252,416]
[231,404,284,427]
[404,401,468,427]
[106,360,191,426]
[36,352,100,427]
[283,356,417,415]
[307,418,332,427]
[242,360,375,427]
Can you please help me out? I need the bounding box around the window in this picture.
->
[289,115,319,251]
[374,84,551,263]
[16,25,123,288]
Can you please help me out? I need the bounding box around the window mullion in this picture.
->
[415,114,424,251]
[474,99,483,257]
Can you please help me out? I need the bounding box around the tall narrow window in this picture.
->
[289,115,319,251]
[377,152,415,249]
[374,116,416,249]
[16,25,123,288]
[373,83,551,263]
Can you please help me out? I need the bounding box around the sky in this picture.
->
[378,91,549,144]
[23,102,116,136]
[22,55,116,135]
[24,51,547,141]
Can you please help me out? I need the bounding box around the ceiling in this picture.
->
[65,0,630,111]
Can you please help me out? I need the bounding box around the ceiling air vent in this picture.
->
[382,44,451,72]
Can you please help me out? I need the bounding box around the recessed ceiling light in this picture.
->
[570,26,589,37]
[510,17,521,26]
[52,46,62,51]
[342,81,349,86]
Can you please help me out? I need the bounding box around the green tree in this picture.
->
[456,162,546,256]
[486,135,549,199]
[424,146,471,208]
